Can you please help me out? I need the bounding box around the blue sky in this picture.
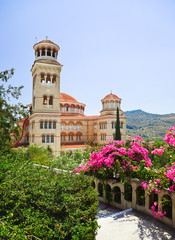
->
[1,0,175,115]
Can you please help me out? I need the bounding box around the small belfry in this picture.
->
[29,39,62,154]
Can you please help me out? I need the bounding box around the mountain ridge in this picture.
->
[123,109,175,140]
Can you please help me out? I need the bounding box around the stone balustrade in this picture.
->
[92,178,175,229]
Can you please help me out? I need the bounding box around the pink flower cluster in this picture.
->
[164,126,175,147]
[74,139,152,174]
[166,162,175,184]
[141,180,161,195]
[151,202,166,219]
[128,142,152,167]
[151,146,164,155]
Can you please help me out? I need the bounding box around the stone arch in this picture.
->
[98,182,103,197]
[162,195,172,219]
[136,186,145,206]
[149,193,158,210]
[105,184,112,202]
[124,183,132,202]
[113,186,121,204]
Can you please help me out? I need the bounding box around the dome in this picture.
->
[102,93,120,101]
[60,93,78,103]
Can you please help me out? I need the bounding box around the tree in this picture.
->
[0,69,29,151]
[114,107,121,140]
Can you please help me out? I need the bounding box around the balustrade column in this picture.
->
[39,50,42,56]
[132,182,137,209]
[50,76,53,83]
[45,48,47,56]
[44,75,47,82]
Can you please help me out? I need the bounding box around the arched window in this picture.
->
[40,121,43,129]
[46,135,50,143]
[65,106,68,112]
[120,122,123,129]
[61,124,65,130]
[76,134,81,141]
[61,134,66,141]
[111,102,114,108]
[42,48,45,56]
[47,48,51,56]
[41,74,45,82]
[44,121,48,129]
[76,124,81,130]
[46,75,51,83]
[37,50,40,57]
[53,121,56,129]
[52,50,55,57]
[51,135,54,143]
[49,121,52,129]
[43,96,47,105]
[69,134,73,141]
[42,135,45,143]
[49,96,53,105]
[52,75,56,83]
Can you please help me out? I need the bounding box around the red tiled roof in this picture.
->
[33,40,60,49]
[60,93,78,103]
[103,93,120,100]
[38,40,55,44]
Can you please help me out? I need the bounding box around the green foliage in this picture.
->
[0,151,99,239]
[114,107,121,140]
[0,69,29,151]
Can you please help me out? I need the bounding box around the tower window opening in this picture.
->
[53,121,56,129]
[52,75,56,83]
[49,121,52,129]
[44,121,48,129]
[51,135,54,143]
[37,50,40,57]
[40,121,43,129]
[43,96,47,105]
[42,48,45,56]
[49,96,53,105]
[46,75,51,83]
[46,135,50,143]
[41,74,45,82]
[52,50,55,57]
[47,48,51,56]
[42,135,45,143]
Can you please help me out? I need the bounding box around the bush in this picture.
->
[0,152,99,239]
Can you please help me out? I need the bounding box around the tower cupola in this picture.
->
[100,93,122,116]
[33,39,60,61]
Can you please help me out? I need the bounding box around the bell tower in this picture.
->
[29,39,62,155]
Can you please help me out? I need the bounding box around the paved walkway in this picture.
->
[97,202,175,240]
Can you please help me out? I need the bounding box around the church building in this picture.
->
[15,39,127,155]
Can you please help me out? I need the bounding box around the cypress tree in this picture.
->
[114,107,121,140]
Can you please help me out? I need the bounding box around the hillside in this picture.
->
[123,109,175,140]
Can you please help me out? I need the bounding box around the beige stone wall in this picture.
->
[29,113,60,155]
[94,178,175,229]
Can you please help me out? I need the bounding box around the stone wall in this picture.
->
[93,178,175,229]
